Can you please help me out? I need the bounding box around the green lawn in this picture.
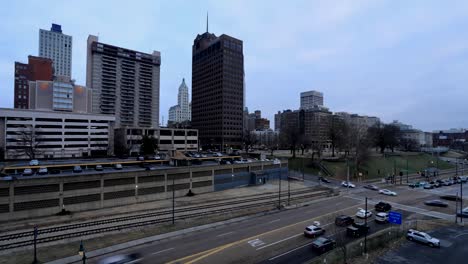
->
[288,153,454,180]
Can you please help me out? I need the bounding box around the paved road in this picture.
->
[87,170,465,264]
[377,226,468,264]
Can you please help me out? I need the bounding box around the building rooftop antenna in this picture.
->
[206,12,209,32]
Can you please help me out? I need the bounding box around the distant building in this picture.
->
[276,108,332,148]
[251,129,279,147]
[432,129,468,148]
[168,78,191,124]
[244,109,270,132]
[390,120,413,131]
[335,112,380,129]
[0,108,115,160]
[114,127,198,155]
[192,27,244,150]
[14,56,54,109]
[401,130,433,148]
[28,76,92,113]
[300,90,323,109]
[86,35,161,128]
[274,111,282,131]
[39,23,72,77]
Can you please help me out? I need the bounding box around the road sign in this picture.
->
[388,211,402,225]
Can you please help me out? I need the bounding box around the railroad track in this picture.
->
[0,189,331,250]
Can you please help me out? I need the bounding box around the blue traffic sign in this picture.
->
[388,211,402,225]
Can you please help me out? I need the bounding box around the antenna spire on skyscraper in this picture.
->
[206,12,209,32]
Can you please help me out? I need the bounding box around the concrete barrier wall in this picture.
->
[0,161,288,221]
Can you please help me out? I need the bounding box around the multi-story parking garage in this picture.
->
[0,108,115,160]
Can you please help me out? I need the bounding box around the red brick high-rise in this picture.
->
[14,56,53,109]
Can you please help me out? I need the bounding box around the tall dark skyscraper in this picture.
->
[192,24,244,150]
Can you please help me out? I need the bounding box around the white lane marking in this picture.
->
[268,241,315,261]
[248,238,265,247]
[151,247,175,255]
[256,233,302,250]
[257,222,334,251]
[268,219,281,224]
[216,231,234,237]
[453,232,468,238]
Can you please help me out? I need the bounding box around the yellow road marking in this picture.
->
[167,200,362,264]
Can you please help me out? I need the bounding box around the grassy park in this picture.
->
[288,152,454,180]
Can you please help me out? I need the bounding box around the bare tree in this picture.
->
[328,117,347,157]
[345,124,371,176]
[15,127,43,159]
[400,138,419,152]
[280,125,301,158]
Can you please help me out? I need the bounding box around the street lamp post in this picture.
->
[460,179,464,223]
[78,240,86,264]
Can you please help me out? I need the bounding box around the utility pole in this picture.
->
[364,197,368,255]
[172,175,175,225]
[346,158,350,191]
[288,173,291,205]
[461,180,464,223]
[32,226,38,264]
[393,159,396,184]
[406,158,409,184]
[278,164,282,209]
[456,192,459,224]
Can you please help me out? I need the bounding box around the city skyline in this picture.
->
[1,1,468,131]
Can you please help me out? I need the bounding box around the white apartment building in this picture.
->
[39,24,72,77]
[168,79,191,124]
[0,108,115,160]
[86,35,161,128]
[300,90,324,109]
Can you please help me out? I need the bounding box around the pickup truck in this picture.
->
[346,222,370,238]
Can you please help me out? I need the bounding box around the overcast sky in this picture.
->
[1,0,468,131]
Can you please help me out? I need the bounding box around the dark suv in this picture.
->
[375,201,392,212]
[311,237,336,254]
[346,222,370,238]
[335,215,354,227]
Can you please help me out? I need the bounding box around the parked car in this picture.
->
[379,189,397,196]
[153,155,161,160]
[114,163,123,170]
[346,222,370,238]
[137,156,145,161]
[424,200,448,207]
[423,184,434,189]
[29,159,39,166]
[304,225,325,237]
[95,164,103,171]
[73,166,83,173]
[98,253,142,264]
[442,179,452,186]
[375,212,388,224]
[459,176,467,183]
[341,181,356,188]
[335,215,354,226]
[23,168,33,176]
[356,208,373,219]
[375,201,392,212]
[363,184,379,191]
[406,229,440,248]
[311,237,336,254]
[456,208,468,218]
[38,167,48,175]
[318,176,331,183]
[408,182,419,188]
